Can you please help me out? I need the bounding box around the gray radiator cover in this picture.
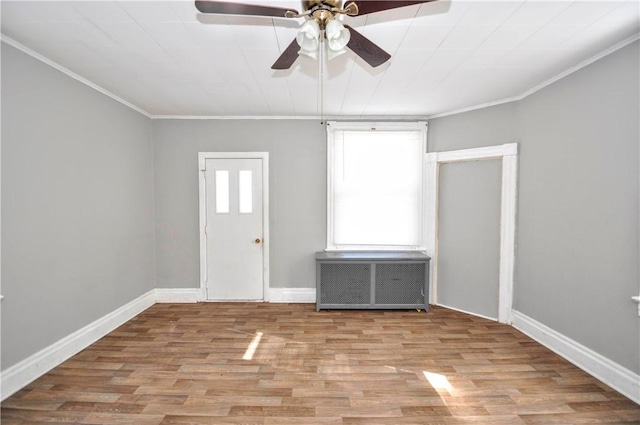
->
[315,251,430,311]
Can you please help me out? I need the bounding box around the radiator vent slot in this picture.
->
[319,263,370,304]
[375,263,425,305]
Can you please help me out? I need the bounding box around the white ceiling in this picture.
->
[1,0,638,118]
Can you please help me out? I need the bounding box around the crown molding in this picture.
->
[426,33,640,120]
[151,114,429,121]
[425,96,519,120]
[152,115,323,120]
[1,36,152,119]
[3,31,638,121]
[514,33,640,102]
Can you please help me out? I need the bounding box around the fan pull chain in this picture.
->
[318,32,325,124]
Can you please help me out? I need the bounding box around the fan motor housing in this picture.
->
[303,0,342,11]
[303,0,343,26]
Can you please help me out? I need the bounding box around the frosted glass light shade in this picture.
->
[296,20,320,59]
[326,19,350,52]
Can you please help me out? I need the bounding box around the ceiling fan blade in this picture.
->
[344,25,390,68]
[271,39,300,70]
[344,0,437,16]
[195,1,298,18]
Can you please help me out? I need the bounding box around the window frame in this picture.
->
[326,121,428,252]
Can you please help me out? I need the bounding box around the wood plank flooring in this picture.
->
[2,303,639,424]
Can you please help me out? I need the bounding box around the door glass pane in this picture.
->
[216,170,229,214]
[239,170,253,214]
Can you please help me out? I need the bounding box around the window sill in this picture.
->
[324,247,427,252]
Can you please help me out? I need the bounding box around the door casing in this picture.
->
[198,152,270,301]
[425,143,518,324]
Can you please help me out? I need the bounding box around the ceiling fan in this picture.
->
[195,0,438,70]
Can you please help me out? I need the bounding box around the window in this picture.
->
[327,121,427,251]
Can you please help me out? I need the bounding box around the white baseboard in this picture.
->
[268,287,316,303]
[0,286,318,400]
[512,310,640,404]
[154,288,202,303]
[0,290,156,401]
[4,293,636,405]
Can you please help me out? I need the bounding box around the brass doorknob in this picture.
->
[255,238,261,244]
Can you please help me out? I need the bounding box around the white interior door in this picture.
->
[203,157,265,300]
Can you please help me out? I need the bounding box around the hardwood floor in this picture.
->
[2,303,639,424]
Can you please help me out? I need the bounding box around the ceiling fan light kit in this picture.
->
[195,0,438,69]
[297,18,350,60]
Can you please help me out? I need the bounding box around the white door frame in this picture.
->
[198,152,270,302]
[425,143,518,324]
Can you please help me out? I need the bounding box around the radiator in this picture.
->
[315,251,430,311]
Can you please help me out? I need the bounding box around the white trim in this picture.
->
[268,288,316,303]
[4,290,637,404]
[515,33,640,102]
[154,288,202,303]
[198,155,209,301]
[327,121,428,131]
[498,153,518,325]
[198,152,270,302]
[426,143,518,324]
[512,310,640,405]
[326,126,335,250]
[155,115,325,120]
[426,97,520,120]
[424,158,439,303]
[4,29,637,122]
[0,290,156,401]
[430,143,518,163]
[427,34,640,120]
[152,115,431,121]
[1,36,151,119]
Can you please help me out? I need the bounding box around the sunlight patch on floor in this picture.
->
[242,331,263,360]
[423,371,453,391]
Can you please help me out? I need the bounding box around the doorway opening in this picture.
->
[425,143,518,324]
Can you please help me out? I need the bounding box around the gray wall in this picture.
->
[428,102,518,152]
[152,119,326,290]
[429,41,639,373]
[1,33,637,385]
[515,42,639,373]
[1,44,155,369]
